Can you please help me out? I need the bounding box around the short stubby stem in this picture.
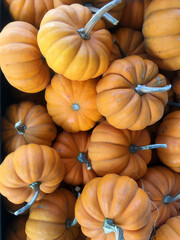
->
[15,120,27,135]
[103,218,124,240]
[14,181,41,216]
[85,3,119,25]
[77,0,122,40]
[72,103,80,111]
[163,192,180,204]
[113,39,127,58]
[66,217,78,229]
[135,84,172,96]
[77,152,92,170]
[129,144,167,154]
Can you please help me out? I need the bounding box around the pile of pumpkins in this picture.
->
[0,0,180,239]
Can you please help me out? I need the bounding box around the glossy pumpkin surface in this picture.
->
[96,55,168,130]
[45,74,102,132]
[2,101,57,154]
[0,21,50,93]
[0,144,65,204]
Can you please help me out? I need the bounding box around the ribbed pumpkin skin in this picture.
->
[96,56,168,130]
[0,21,50,93]
[120,0,151,30]
[111,27,147,62]
[5,215,28,240]
[45,74,102,132]
[53,131,97,186]
[26,188,80,240]
[4,0,54,28]
[2,101,57,154]
[137,166,180,227]
[53,0,125,27]
[153,216,180,240]
[88,121,151,180]
[75,174,153,240]
[142,0,180,71]
[156,111,180,172]
[37,4,113,80]
[0,144,65,204]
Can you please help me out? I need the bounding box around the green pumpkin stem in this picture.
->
[14,181,41,216]
[77,0,122,40]
[163,192,180,204]
[85,3,119,25]
[77,152,92,170]
[135,84,172,96]
[129,144,167,154]
[66,217,78,229]
[168,101,180,107]
[15,120,27,135]
[113,39,127,58]
[103,218,124,240]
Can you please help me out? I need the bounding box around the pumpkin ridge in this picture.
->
[144,8,180,21]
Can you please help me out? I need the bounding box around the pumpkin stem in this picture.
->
[66,217,78,229]
[168,101,180,107]
[163,192,180,204]
[77,0,122,40]
[84,3,119,25]
[72,103,80,111]
[113,39,127,58]
[135,84,172,96]
[103,218,124,240]
[77,152,92,170]
[14,181,41,216]
[15,120,27,135]
[129,144,167,154]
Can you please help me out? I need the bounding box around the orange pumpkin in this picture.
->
[96,55,170,130]
[0,21,50,93]
[75,174,154,240]
[153,216,180,240]
[156,111,180,172]
[137,166,180,227]
[120,0,152,30]
[142,0,180,71]
[26,188,80,240]
[111,27,147,62]
[53,0,125,28]
[45,74,102,132]
[53,131,97,186]
[37,3,114,80]
[5,215,28,240]
[0,144,65,215]
[2,101,57,154]
[88,120,166,179]
[4,0,54,28]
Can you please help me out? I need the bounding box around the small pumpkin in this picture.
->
[25,188,80,240]
[45,74,102,132]
[137,166,180,227]
[53,131,97,186]
[5,215,28,240]
[4,0,54,28]
[153,216,180,240]
[37,2,115,80]
[2,101,57,154]
[142,0,180,71]
[0,21,50,93]
[96,55,171,130]
[75,174,154,240]
[156,111,180,172]
[111,27,148,63]
[0,144,65,215]
[88,120,166,179]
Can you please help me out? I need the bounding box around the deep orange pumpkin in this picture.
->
[53,131,97,185]
[26,188,80,240]
[2,101,57,154]
[0,21,50,93]
[137,166,180,227]
[45,74,102,132]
